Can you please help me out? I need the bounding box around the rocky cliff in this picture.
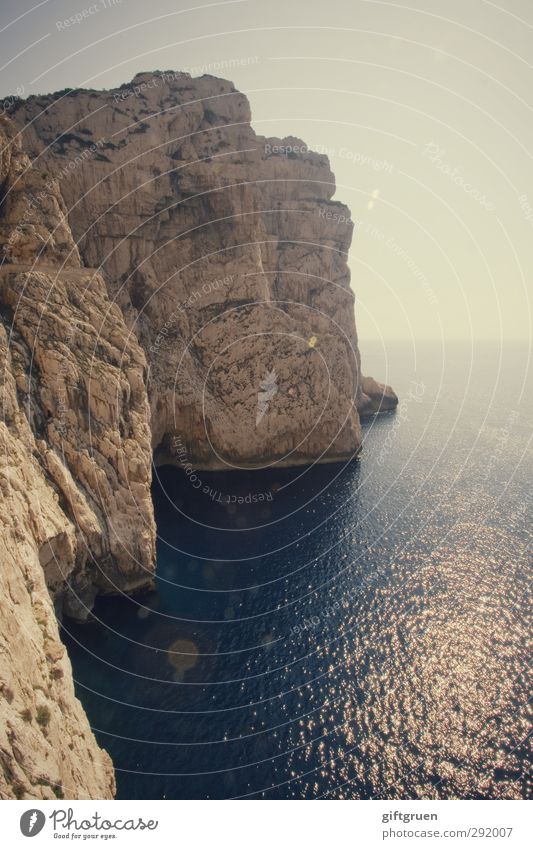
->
[0,115,154,798]
[0,73,396,798]
[11,71,396,469]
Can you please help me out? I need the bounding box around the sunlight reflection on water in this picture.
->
[63,342,532,799]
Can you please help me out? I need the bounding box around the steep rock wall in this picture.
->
[0,117,155,798]
[0,319,115,799]
[0,116,156,615]
[12,72,395,470]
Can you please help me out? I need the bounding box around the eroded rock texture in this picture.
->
[12,71,395,469]
[0,319,116,799]
[0,116,154,798]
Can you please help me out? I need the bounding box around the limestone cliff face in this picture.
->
[0,116,155,798]
[12,71,395,469]
[0,318,115,799]
[0,116,155,614]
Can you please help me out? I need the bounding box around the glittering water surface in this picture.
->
[64,342,532,799]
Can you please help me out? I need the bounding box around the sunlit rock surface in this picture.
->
[12,72,395,468]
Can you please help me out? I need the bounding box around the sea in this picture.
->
[63,341,532,799]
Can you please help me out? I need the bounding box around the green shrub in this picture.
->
[36,705,51,727]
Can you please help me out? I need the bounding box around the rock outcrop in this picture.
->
[0,73,397,798]
[358,375,399,416]
[11,71,395,469]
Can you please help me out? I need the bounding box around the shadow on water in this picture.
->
[63,459,372,799]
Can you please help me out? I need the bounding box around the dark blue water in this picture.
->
[63,341,532,799]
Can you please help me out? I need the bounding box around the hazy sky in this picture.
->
[1,0,532,342]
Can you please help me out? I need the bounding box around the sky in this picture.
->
[0,0,532,343]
